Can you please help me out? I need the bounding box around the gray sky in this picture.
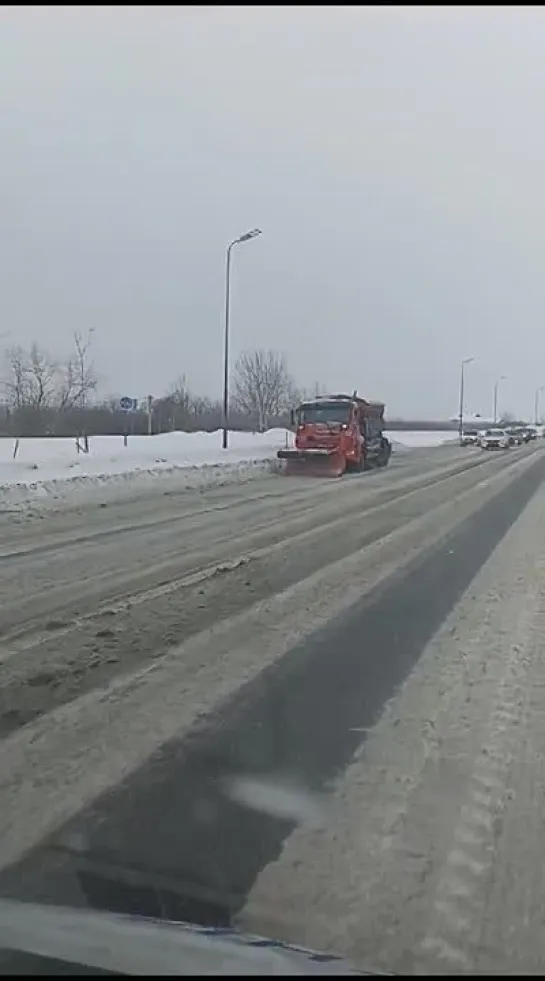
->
[2,6,545,418]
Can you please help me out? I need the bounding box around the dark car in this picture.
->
[506,427,524,445]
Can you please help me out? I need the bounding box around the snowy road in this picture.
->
[0,442,486,733]
[1,441,545,973]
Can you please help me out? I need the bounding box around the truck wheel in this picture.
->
[377,442,390,467]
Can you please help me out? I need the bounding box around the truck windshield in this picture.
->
[298,402,350,425]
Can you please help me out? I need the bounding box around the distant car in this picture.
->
[514,427,535,443]
[479,428,510,450]
[506,427,524,445]
[460,429,480,447]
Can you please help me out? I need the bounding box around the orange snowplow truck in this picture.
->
[277,393,392,477]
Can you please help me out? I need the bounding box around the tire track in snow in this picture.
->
[238,455,545,975]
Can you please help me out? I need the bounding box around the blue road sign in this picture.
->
[120,396,137,412]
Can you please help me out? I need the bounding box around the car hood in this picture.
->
[0,898,383,975]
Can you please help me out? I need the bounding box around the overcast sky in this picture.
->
[2,6,545,418]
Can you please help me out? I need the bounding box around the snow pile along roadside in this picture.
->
[0,430,295,508]
[387,430,458,455]
[0,429,457,509]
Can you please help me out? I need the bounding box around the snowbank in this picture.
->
[386,430,456,450]
[0,428,457,510]
[0,430,291,509]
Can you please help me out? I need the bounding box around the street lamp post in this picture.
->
[458,357,475,440]
[493,375,506,425]
[222,228,262,450]
[535,385,545,425]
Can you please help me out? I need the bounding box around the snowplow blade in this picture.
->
[276,447,346,477]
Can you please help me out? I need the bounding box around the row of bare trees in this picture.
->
[0,338,323,438]
[4,332,97,412]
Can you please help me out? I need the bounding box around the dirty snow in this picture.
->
[0,429,456,508]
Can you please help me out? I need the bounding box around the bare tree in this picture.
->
[285,377,303,409]
[3,345,29,409]
[3,343,58,411]
[27,343,58,410]
[310,380,328,398]
[169,374,191,413]
[58,330,97,411]
[189,393,216,418]
[233,349,292,431]
[152,375,191,432]
[499,409,516,424]
[290,379,330,405]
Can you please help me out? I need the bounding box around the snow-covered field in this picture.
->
[0,429,456,509]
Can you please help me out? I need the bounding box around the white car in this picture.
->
[460,429,480,447]
[479,428,510,450]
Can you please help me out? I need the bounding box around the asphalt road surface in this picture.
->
[1,442,545,974]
